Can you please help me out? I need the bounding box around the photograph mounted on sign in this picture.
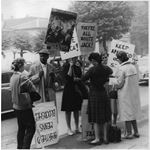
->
[107,40,135,72]
[60,28,81,60]
[47,43,60,57]
[77,22,97,55]
[45,8,77,52]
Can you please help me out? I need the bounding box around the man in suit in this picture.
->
[29,49,57,105]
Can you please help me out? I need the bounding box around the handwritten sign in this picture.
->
[81,100,95,141]
[45,8,77,52]
[107,40,135,73]
[33,102,58,148]
[77,23,97,55]
[60,28,81,60]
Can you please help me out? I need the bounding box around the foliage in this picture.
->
[2,32,13,50]
[130,1,148,55]
[69,1,134,52]
[32,30,47,53]
[2,31,32,57]
[12,32,32,57]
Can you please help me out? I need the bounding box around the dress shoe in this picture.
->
[123,134,133,139]
[133,133,140,138]
[89,139,102,145]
[67,129,74,136]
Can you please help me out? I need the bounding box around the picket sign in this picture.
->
[81,100,95,141]
[32,101,59,148]
[77,22,97,56]
[60,28,81,60]
[107,40,135,74]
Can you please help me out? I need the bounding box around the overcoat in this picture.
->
[28,62,56,105]
[115,61,141,121]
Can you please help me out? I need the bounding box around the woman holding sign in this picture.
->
[113,51,141,139]
[61,57,84,135]
[81,53,113,145]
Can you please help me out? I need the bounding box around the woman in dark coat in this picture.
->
[81,53,113,145]
[61,57,83,135]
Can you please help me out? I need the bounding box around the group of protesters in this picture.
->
[10,47,141,149]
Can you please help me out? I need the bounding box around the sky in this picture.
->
[1,0,73,19]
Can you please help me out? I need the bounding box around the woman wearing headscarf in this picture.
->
[81,53,113,145]
[10,58,36,149]
[113,51,141,139]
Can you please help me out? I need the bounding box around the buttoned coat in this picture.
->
[115,61,141,122]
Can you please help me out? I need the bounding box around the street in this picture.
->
[1,83,149,149]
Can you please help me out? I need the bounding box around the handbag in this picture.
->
[108,84,118,99]
[29,91,41,103]
[109,90,118,99]
[19,74,41,103]
[72,66,88,99]
[108,125,121,143]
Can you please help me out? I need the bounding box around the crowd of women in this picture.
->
[10,49,141,149]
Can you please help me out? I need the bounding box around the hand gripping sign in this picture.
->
[33,102,59,148]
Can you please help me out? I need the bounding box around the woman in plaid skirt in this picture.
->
[81,53,113,145]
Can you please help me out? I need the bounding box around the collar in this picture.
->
[40,62,47,68]
[121,60,131,66]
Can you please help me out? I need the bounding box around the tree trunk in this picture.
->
[20,50,23,57]
[102,35,107,53]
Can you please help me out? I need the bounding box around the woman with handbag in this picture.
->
[81,53,113,145]
[61,57,84,135]
[10,58,36,149]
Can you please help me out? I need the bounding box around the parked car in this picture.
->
[138,56,149,82]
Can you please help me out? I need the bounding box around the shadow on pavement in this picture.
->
[45,134,94,149]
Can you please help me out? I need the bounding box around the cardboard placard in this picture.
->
[77,22,97,55]
[45,8,77,52]
[33,102,59,148]
[60,28,81,60]
[107,40,135,73]
[81,100,95,141]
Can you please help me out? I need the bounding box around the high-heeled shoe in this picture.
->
[67,129,74,136]
[123,134,133,139]
[89,139,102,145]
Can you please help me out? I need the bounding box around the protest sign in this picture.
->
[81,100,95,141]
[107,40,135,72]
[77,22,97,55]
[45,8,77,52]
[33,102,58,148]
[60,28,81,60]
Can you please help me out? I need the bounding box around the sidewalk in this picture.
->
[39,118,149,149]
[1,98,149,149]
[38,105,149,149]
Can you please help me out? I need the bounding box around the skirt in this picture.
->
[88,89,111,124]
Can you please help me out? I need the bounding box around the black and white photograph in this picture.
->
[1,0,149,149]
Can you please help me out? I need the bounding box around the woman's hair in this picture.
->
[88,52,102,64]
[116,51,129,63]
[11,58,25,71]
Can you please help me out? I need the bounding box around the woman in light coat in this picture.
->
[114,51,141,139]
